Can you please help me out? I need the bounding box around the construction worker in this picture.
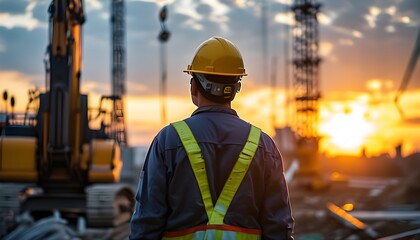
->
[130,37,294,239]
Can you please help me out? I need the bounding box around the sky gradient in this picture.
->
[0,0,419,157]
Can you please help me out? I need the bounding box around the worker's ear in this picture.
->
[236,81,241,93]
[190,78,197,95]
[190,78,198,106]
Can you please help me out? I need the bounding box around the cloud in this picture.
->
[365,6,381,28]
[85,0,104,12]
[0,12,46,30]
[169,0,232,33]
[30,1,50,22]
[324,1,367,31]
[273,0,292,4]
[232,0,247,8]
[203,0,229,16]
[319,41,334,57]
[200,0,230,32]
[274,12,295,26]
[400,16,410,24]
[173,0,202,21]
[322,0,419,43]
[397,1,420,23]
[0,1,47,30]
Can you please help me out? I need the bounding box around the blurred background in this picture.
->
[0,0,419,239]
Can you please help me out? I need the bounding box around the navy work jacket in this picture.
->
[130,106,294,239]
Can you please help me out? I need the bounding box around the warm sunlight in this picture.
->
[2,80,420,157]
[319,102,374,155]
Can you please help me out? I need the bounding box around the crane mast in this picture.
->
[112,0,125,97]
[292,0,321,139]
[291,0,322,178]
[110,0,127,145]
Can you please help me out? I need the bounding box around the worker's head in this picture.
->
[184,37,246,106]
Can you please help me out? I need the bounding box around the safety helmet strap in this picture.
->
[194,73,241,100]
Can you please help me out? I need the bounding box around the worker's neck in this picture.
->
[196,96,231,108]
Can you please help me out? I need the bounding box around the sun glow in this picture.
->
[319,103,374,155]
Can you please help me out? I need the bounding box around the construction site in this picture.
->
[0,0,420,239]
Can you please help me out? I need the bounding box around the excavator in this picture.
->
[0,0,134,235]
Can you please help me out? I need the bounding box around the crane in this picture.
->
[291,0,322,180]
[109,0,128,146]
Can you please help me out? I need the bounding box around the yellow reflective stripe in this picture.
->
[171,121,261,231]
[209,125,261,225]
[171,121,214,220]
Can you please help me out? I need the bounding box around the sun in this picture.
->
[319,102,374,155]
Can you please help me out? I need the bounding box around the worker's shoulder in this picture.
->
[150,123,181,149]
[252,128,279,154]
[160,122,180,136]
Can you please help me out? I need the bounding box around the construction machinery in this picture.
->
[394,25,420,119]
[0,0,133,235]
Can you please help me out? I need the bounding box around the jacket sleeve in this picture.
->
[129,137,168,239]
[259,139,294,240]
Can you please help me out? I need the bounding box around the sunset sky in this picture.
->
[0,0,419,157]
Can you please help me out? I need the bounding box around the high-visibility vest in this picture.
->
[163,120,262,240]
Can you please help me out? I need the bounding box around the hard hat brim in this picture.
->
[183,69,247,77]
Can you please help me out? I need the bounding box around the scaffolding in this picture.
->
[290,0,322,178]
[111,0,127,145]
[291,0,321,139]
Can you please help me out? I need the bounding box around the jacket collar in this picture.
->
[191,105,239,117]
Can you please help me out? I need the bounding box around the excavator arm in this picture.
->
[45,0,85,176]
[394,26,420,118]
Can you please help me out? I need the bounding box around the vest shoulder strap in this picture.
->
[209,124,261,224]
[171,120,214,219]
[171,120,261,225]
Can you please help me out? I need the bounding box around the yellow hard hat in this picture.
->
[184,37,247,77]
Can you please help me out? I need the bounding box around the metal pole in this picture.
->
[160,42,167,125]
[158,5,170,126]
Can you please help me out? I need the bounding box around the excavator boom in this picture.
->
[395,26,420,118]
